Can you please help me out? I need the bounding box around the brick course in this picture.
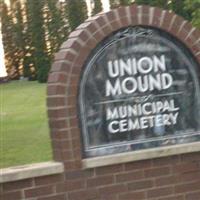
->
[1,155,200,200]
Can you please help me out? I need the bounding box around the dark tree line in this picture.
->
[0,0,199,82]
[0,0,88,82]
[109,0,199,27]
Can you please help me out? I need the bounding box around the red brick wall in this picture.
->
[1,154,200,200]
[1,4,200,200]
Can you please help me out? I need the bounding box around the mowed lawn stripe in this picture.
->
[0,80,52,168]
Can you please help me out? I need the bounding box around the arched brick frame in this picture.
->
[47,4,200,171]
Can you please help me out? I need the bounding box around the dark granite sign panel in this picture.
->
[79,26,200,158]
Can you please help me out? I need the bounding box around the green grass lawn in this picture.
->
[0,80,52,168]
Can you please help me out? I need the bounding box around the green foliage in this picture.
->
[92,0,103,16]
[134,0,200,29]
[13,1,31,79]
[135,0,168,8]
[184,0,200,28]
[67,0,88,31]
[169,0,191,21]
[0,1,18,78]
[36,55,50,83]
[119,0,132,6]
[27,0,50,83]
[109,0,132,8]
[134,0,152,5]
[23,55,34,79]
[109,0,120,9]
[46,0,68,56]
[23,1,37,80]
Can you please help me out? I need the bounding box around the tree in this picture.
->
[134,0,151,6]
[119,0,132,6]
[67,0,88,31]
[109,0,120,9]
[135,0,169,9]
[45,0,68,57]
[152,0,169,9]
[135,0,199,28]
[168,0,190,21]
[12,1,30,79]
[92,0,103,16]
[27,0,50,83]
[23,0,37,80]
[184,0,200,28]
[0,1,18,79]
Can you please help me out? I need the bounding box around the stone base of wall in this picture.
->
[1,152,200,200]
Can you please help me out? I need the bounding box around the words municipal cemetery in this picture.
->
[79,27,200,158]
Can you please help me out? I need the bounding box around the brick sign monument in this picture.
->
[1,4,200,200]
[48,4,200,168]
